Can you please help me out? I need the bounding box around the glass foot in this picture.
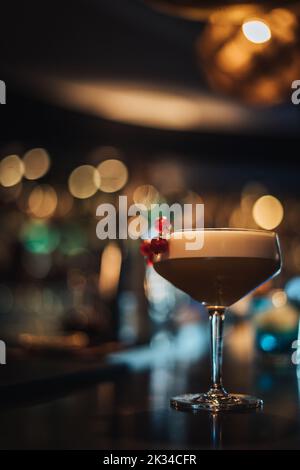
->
[170,392,263,412]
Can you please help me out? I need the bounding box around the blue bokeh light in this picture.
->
[285,277,300,303]
[260,334,278,352]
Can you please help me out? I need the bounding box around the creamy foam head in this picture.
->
[155,229,280,261]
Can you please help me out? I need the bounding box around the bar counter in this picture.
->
[0,320,299,450]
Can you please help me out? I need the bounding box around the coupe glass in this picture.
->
[153,228,282,411]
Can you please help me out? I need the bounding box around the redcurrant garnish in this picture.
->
[150,237,169,254]
[154,216,171,236]
[140,239,151,257]
[146,252,154,266]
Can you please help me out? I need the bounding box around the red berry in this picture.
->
[150,237,169,254]
[154,216,170,235]
[146,252,154,266]
[140,239,151,257]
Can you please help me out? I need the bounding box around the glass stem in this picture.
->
[208,308,226,395]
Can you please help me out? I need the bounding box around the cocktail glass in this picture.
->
[153,228,281,411]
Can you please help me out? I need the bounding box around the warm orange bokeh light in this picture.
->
[23,148,51,180]
[0,155,24,187]
[68,165,100,199]
[253,195,284,229]
[97,159,128,193]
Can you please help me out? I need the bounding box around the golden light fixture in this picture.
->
[197,5,300,104]
[242,19,271,43]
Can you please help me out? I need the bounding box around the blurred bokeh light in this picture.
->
[98,242,122,299]
[0,155,24,187]
[253,195,284,230]
[68,165,100,199]
[97,159,128,193]
[133,185,160,210]
[27,185,58,219]
[23,148,51,180]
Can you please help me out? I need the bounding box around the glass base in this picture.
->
[170,392,263,412]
